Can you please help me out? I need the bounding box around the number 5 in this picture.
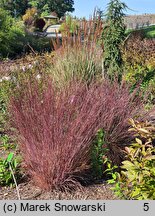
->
[143,203,149,211]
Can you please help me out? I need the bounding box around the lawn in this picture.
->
[142,25,155,38]
[126,25,155,38]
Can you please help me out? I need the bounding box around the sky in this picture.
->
[72,0,155,18]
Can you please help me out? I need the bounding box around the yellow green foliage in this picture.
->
[122,33,155,85]
[122,33,155,105]
[108,119,155,200]
[22,7,38,26]
[59,15,79,35]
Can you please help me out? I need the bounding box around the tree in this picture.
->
[96,8,104,20]
[0,0,74,18]
[29,0,74,18]
[0,0,29,17]
[51,0,74,18]
[102,0,127,80]
[28,0,49,16]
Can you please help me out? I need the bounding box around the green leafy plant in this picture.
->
[0,134,16,150]
[91,129,108,179]
[0,83,8,115]
[104,158,119,183]
[103,159,122,197]
[0,153,20,186]
[107,119,155,200]
[0,79,11,135]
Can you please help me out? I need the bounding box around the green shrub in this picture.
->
[107,119,155,200]
[0,8,51,58]
[122,33,155,105]
[24,33,51,54]
[0,8,25,58]
[124,65,155,105]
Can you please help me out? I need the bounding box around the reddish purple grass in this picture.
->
[10,78,144,189]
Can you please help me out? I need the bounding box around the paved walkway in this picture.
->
[45,25,62,38]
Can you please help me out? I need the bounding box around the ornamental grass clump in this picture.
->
[9,77,144,190]
[9,78,104,190]
[97,80,144,165]
[50,15,103,86]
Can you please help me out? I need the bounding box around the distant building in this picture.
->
[124,14,155,29]
[44,15,58,22]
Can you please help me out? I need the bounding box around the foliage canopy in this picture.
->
[0,0,74,18]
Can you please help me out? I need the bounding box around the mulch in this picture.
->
[0,180,118,200]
